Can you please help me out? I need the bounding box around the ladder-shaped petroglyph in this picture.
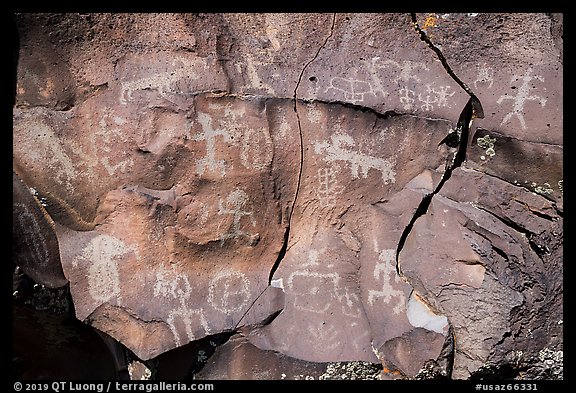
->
[367,241,406,315]
[497,67,547,130]
[473,63,495,89]
[192,113,232,177]
[119,57,203,104]
[72,234,136,305]
[315,165,345,208]
[154,266,210,347]
[216,188,258,246]
[207,270,251,314]
[14,202,49,268]
[314,133,396,184]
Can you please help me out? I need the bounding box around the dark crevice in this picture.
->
[472,203,549,259]
[411,13,480,104]
[395,14,487,379]
[268,13,336,285]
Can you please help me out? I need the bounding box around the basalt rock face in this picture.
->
[13,13,562,380]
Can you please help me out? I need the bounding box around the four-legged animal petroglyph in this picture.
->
[314,133,396,184]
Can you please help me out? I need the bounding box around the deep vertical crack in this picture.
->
[394,13,486,379]
[268,13,336,284]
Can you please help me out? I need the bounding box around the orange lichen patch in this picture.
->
[422,14,438,30]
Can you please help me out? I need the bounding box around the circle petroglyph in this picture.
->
[208,271,251,314]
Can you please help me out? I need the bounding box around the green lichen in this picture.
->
[319,361,382,380]
[476,135,496,161]
[532,182,553,195]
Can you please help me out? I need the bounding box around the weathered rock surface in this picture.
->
[13,13,562,379]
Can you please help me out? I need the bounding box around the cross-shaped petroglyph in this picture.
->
[473,63,495,89]
[207,270,251,314]
[497,67,547,130]
[314,133,396,184]
[154,267,210,346]
[367,241,406,315]
[315,166,345,208]
[217,188,258,246]
[192,113,232,177]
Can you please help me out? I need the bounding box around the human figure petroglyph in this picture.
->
[367,242,406,315]
[73,234,136,305]
[473,63,495,89]
[217,188,258,246]
[192,113,232,177]
[314,133,396,184]
[154,266,210,346]
[497,67,547,130]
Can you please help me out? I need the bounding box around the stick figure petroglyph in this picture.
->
[192,113,232,177]
[217,188,258,246]
[154,267,210,346]
[367,242,406,315]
